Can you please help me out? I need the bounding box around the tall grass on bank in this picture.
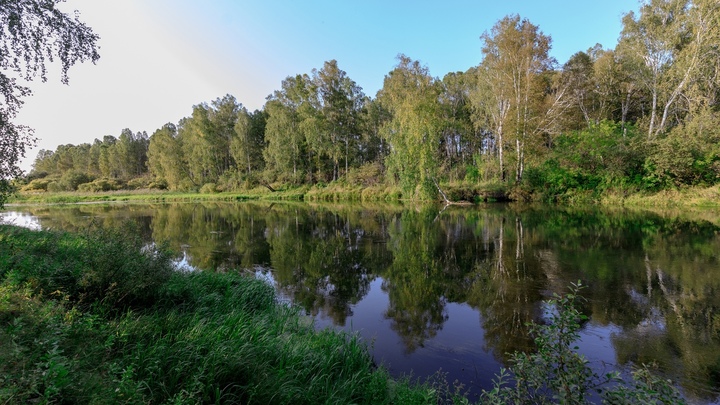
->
[0,224,442,404]
[9,187,308,205]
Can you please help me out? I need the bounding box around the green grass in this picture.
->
[0,224,448,404]
[9,187,309,205]
[9,180,513,206]
[602,184,720,208]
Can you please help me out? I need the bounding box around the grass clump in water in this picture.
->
[0,224,442,404]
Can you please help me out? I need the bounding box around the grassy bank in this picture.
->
[600,184,720,208]
[0,224,444,404]
[9,180,513,206]
[12,180,720,209]
[8,186,309,205]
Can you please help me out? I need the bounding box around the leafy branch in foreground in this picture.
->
[481,280,686,405]
[1,0,100,208]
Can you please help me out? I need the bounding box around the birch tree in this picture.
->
[472,15,560,182]
[618,0,717,138]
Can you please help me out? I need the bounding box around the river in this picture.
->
[3,201,719,403]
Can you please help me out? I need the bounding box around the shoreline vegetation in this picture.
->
[0,222,688,404]
[7,182,720,209]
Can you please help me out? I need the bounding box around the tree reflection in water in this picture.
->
[13,202,720,403]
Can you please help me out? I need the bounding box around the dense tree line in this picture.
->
[26,0,720,201]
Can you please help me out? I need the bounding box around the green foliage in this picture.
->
[482,281,686,404]
[125,175,154,190]
[645,110,720,187]
[465,164,480,183]
[231,108,266,177]
[77,178,124,192]
[147,123,187,190]
[346,162,384,187]
[0,0,100,208]
[520,122,654,201]
[60,170,92,191]
[378,55,443,200]
[199,182,218,194]
[21,178,51,192]
[0,224,444,404]
[46,180,63,193]
[1,223,174,312]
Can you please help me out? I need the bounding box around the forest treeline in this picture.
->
[23,1,720,202]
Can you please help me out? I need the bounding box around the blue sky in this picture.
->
[17,0,639,171]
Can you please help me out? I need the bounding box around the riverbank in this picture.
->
[600,184,720,208]
[7,181,510,206]
[8,181,720,209]
[0,224,445,404]
[8,186,308,205]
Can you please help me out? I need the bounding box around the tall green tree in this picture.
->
[148,123,187,189]
[560,51,598,128]
[180,95,240,187]
[263,75,312,183]
[111,129,148,180]
[377,55,442,200]
[438,71,475,180]
[618,0,716,138]
[358,97,389,167]
[230,108,266,177]
[312,60,365,180]
[472,15,564,182]
[98,135,118,178]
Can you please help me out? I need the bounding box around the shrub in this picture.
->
[21,178,51,192]
[60,170,92,191]
[200,183,218,194]
[25,171,48,182]
[46,181,64,192]
[643,108,720,188]
[126,176,154,190]
[465,164,480,183]
[482,281,686,404]
[147,178,168,190]
[77,178,124,192]
[346,162,384,187]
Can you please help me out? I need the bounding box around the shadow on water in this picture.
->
[4,201,720,403]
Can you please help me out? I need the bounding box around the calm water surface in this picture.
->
[3,201,720,403]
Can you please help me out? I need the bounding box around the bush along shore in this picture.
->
[0,224,685,404]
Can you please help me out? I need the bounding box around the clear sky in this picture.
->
[16,0,639,172]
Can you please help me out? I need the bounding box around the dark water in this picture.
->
[3,201,720,403]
